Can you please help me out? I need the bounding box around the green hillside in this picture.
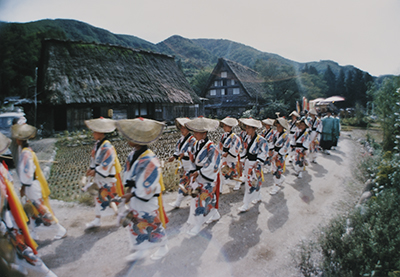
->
[156,35,217,78]
[0,18,383,108]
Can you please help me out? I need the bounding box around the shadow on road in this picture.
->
[116,229,212,276]
[263,191,289,232]
[308,162,328,178]
[290,171,315,204]
[40,225,119,268]
[218,204,261,262]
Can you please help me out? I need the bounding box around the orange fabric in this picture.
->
[1,170,38,254]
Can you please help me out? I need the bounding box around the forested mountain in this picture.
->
[0,18,390,110]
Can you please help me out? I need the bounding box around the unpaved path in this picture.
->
[23,132,363,277]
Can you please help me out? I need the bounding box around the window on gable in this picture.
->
[231,79,236,85]
[233,88,240,95]
[214,80,219,87]
[221,71,227,78]
[221,88,226,95]
[209,89,216,96]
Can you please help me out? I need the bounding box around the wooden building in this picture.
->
[201,58,264,118]
[36,39,202,132]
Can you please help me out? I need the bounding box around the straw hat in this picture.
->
[274,117,289,130]
[116,118,165,145]
[308,108,317,115]
[185,117,219,132]
[238,118,262,129]
[289,111,300,118]
[297,118,309,127]
[262,118,274,126]
[85,117,116,133]
[0,132,11,155]
[220,117,238,127]
[238,120,246,131]
[175,118,191,129]
[11,124,37,140]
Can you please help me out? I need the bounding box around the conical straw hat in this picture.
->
[297,118,310,127]
[11,124,37,140]
[274,117,289,130]
[175,118,191,129]
[220,117,238,127]
[0,132,11,155]
[116,118,165,145]
[262,118,274,126]
[185,117,219,132]
[289,111,300,118]
[85,118,116,133]
[238,118,262,129]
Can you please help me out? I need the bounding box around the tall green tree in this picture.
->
[254,58,300,111]
[323,65,336,97]
[0,23,66,101]
[189,67,212,95]
[345,70,355,106]
[372,76,400,151]
[298,72,328,100]
[335,69,346,96]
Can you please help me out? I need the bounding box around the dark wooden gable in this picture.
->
[201,58,264,118]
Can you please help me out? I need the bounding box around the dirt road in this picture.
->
[26,132,363,277]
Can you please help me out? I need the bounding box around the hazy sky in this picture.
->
[1,0,399,77]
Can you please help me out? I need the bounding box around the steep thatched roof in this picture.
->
[38,39,200,105]
[223,59,264,98]
[202,58,264,98]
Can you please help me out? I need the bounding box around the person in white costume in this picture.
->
[12,124,66,241]
[307,109,322,163]
[269,117,291,195]
[292,118,310,179]
[116,118,169,262]
[84,118,124,229]
[0,131,57,277]
[218,117,243,193]
[168,118,197,208]
[184,117,221,236]
[287,111,300,163]
[237,118,268,212]
[261,118,275,174]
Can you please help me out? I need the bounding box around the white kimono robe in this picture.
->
[261,128,275,172]
[271,130,291,186]
[219,131,243,187]
[187,138,221,225]
[18,147,57,226]
[308,117,322,162]
[293,128,310,174]
[242,133,268,207]
[89,138,120,214]
[123,147,167,250]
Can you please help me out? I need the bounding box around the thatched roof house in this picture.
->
[37,39,202,131]
[201,58,264,118]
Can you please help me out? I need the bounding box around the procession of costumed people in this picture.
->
[0,109,338,274]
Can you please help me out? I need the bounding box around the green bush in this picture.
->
[341,116,371,127]
[296,188,400,276]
